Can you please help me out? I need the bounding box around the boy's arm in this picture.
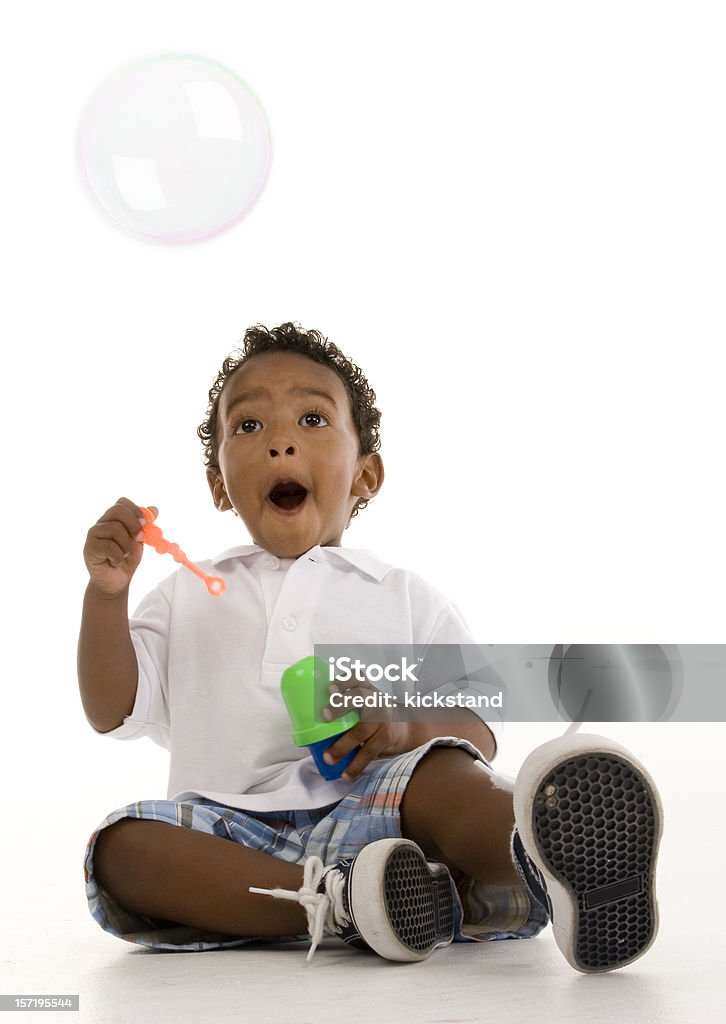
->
[404,715,497,761]
[322,687,498,778]
[402,597,500,759]
[78,586,138,733]
[322,712,497,779]
[78,498,149,733]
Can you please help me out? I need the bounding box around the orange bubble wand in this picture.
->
[139,507,226,597]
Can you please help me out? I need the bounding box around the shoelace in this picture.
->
[249,856,350,961]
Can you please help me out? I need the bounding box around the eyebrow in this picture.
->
[224,385,340,418]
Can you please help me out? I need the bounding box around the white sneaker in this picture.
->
[250,837,457,962]
[513,732,663,973]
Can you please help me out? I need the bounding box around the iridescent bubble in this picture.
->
[77,54,271,244]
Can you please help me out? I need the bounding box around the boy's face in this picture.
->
[207,351,383,558]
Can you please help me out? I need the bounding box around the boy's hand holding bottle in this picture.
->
[321,674,410,781]
[280,657,411,783]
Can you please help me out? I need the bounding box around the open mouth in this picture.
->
[268,480,308,511]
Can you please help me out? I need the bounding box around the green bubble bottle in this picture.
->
[280,656,360,780]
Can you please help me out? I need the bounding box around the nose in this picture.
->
[268,439,297,458]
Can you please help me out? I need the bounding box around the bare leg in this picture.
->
[400,746,521,887]
[93,819,308,937]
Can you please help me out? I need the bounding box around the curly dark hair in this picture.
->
[197,322,382,519]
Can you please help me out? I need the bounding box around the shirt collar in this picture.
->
[210,543,392,583]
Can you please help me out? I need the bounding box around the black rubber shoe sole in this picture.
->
[349,839,456,962]
[514,734,663,973]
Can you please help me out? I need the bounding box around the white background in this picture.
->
[1,2,724,1018]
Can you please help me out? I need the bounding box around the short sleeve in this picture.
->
[98,582,172,750]
[425,600,504,755]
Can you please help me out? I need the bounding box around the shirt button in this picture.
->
[281,616,297,631]
[263,555,280,570]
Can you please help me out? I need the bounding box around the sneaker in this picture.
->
[513,732,663,973]
[250,837,457,962]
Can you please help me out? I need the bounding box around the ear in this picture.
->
[351,452,384,501]
[206,468,231,511]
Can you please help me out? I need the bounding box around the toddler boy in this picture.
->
[79,322,662,971]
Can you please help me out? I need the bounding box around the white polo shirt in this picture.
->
[102,544,501,811]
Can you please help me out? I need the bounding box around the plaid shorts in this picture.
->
[83,737,540,952]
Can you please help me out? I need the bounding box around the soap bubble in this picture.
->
[548,644,683,722]
[77,54,271,244]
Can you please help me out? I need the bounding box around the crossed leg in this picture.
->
[92,746,518,938]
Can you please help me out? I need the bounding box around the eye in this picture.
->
[234,418,261,434]
[299,410,329,428]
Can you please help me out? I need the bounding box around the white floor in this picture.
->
[3,724,723,1024]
